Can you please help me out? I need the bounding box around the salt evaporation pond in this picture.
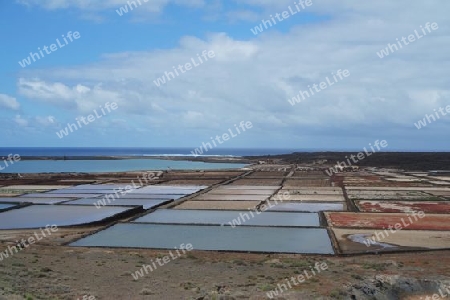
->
[133,209,320,227]
[70,224,334,254]
[79,194,184,201]
[0,203,16,210]
[0,205,136,229]
[266,202,345,212]
[20,193,101,198]
[65,198,172,209]
[2,197,74,204]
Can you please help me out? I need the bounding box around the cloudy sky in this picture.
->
[1,0,449,150]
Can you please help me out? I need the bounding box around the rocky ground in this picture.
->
[0,227,449,300]
[245,152,450,171]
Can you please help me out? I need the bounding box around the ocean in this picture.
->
[0,147,297,157]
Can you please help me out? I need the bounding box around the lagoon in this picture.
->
[0,159,248,173]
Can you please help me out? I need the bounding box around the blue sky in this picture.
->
[1,0,449,150]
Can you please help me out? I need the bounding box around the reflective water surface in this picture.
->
[70,224,334,254]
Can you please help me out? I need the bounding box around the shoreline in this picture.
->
[14,155,251,164]
[10,152,450,171]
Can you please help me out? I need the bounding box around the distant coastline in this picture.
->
[8,152,450,171]
[13,155,250,164]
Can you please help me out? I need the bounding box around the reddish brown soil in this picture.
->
[326,212,450,230]
[356,201,450,214]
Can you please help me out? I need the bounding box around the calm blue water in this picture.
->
[0,147,288,173]
[0,159,248,173]
[0,147,299,157]
[0,204,16,210]
[70,223,334,254]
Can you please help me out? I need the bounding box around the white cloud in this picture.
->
[16,0,205,14]
[14,115,28,127]
[36,116,57,126]
[14,0,450,147]
[226,10,259,23]
[18,78,124,113]
[0,94,20,110]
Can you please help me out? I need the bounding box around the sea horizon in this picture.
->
[0,147,307,158]
[0,147,446,158]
